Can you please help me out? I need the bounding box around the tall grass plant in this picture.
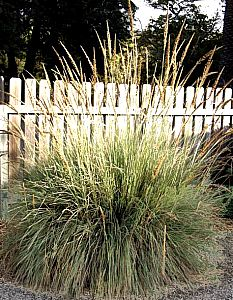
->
[1,26,226,299]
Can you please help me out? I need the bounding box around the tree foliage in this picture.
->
[0,0,136,79]
[146,0,201,16]
[140,0,222,85]
[0,0,224,84]
[221,0,233,84]
[0,0,26,77]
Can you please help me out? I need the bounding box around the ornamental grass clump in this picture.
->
[1,27,225,299]
[3,125,221,298]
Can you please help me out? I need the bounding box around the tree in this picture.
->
[0,0,27,78]
[146,0,201,16]
[0,0,136,79]
[139,0,222,85]
[222,0,233,84]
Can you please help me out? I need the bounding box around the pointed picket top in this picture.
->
[82,82,92,108]
[106,83,116,109]
[54,80,65,107]
[68,82,79,109]
[129,84,139,110]
[39,79,51,111]
[9,77,22,106]
[206,87,215,110]
[186,86,195,111]
[152,85,161,112]
[195,87,205,110]
[118,84,128,111]
[94,82,104,110]
[141,84,151,109]
[25,78,37,106]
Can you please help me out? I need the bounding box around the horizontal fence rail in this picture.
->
[0,76,233,209]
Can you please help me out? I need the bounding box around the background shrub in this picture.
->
[202,127,233,218]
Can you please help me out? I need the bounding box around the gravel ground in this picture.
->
[0,228,233,300]
[159,230,233,300]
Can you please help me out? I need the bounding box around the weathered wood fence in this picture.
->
[0,76,233,208]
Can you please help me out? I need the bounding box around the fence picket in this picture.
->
[65,113,78,146]
[164,86,174,131]
[185,86,195,136]
[194,87,204,135]
[9,78,22,180]
[129,84,139,132]
[53,80,65,145]
[66,82,80,143]
[52,114,65,147]
[80,82,92,138]
[141,84,151,109]
[142,84,153,131]
[92,82,105,141]
[0,77,7,195]
[82,82,92,108]
[117,84,128,134]
[151,86,163,138]
[130,84,139,109]
[106,83,116,137]
[214,88,224,131]
[38,80,51,158]
[54,80,65,107]
[223,88,232,128]
[173,87,184,137]
[24,79,37,164]
[68,82,79,109]
[204,87,214,133]
[0,104,8,184]
[0,103,8,214]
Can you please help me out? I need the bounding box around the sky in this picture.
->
[132,0,224,30]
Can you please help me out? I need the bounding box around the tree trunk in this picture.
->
[22,19,41,78]
[222,0,233,84]
[7,49,18,78]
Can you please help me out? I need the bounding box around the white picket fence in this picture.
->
[0,76,233,204]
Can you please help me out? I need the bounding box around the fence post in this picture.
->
[0,98,9,218]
